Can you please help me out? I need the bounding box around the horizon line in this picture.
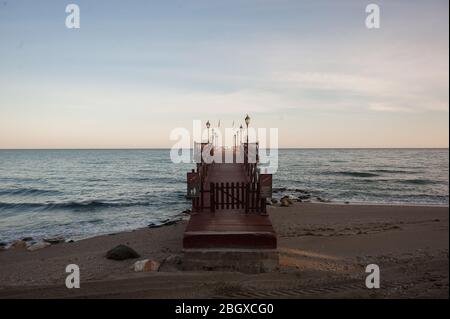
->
[0,147,448,151]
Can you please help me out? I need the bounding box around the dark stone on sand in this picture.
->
[22,237,33,242]
[106,244,140,260]
[316,197,330,203]
[43,236,65,244]
[11,240,28,249]
[148,218,180,229]
[164,220,178,226]
[165,254,182,265]
[280,196,294,207]
[271,198,278,204]
[148,222,163,228]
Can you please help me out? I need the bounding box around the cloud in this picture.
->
[368,103,415,113]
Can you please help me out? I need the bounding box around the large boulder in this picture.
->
[106,244,140,260]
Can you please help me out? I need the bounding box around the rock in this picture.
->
[280,197,293,207]
[280,196,294,207]
[22,237,34,242]
[27,241,51,251]
[163,220,178,226]
[0,242,7,251]
[271,198,278,204]
[11,240,28,249]
[272,187,287,193]
[148,222,163,228]
[159,254,183,272]
[132,259,160,272]
[165,254,182,265]
[181,209,191,215]
[43,236,65,244]
[106,244,140,260]
[148,219,179,228]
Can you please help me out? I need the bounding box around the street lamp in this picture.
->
[239,124,243,144]
[206,120,210,143]
[245,114,250,144]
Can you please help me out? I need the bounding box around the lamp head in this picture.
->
[245,114,250,126]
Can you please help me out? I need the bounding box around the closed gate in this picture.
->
[209,182,266,213]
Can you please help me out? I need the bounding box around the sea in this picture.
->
[0,149,448,243]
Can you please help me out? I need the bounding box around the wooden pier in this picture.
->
[184,140,278,272]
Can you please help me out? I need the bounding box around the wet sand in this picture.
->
[0,203,448,299]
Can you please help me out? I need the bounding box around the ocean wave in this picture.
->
[398,179,437,185]
[0,200,153,211]
[370,169,417,174]
[0,188,61,196]
[129,176,184,183]
[335,172,380,178]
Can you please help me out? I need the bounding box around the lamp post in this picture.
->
[239,125,243,144]
[245,114,250,145]
[206,120,210,143]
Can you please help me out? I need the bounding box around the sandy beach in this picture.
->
[0,203,448,299]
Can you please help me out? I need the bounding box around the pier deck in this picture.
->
[183,144,278,272]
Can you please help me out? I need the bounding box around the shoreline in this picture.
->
[0,202,448,298]
[305,200,450,208]
[1,201,448,247]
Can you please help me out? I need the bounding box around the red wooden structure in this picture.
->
[184,140,278,267]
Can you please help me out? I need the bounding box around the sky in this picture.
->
[0,0,448,148]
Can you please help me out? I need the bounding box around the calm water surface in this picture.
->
[0,149,448,243]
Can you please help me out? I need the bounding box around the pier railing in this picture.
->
[209,182,265,214]
[188,141,269,214]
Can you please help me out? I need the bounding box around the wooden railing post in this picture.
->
[210,182,215,213]
[245,183,250,213]
[231,182,235,209]
[256,182,261,212]
[261,198,267,215]
[221,182,224,210]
